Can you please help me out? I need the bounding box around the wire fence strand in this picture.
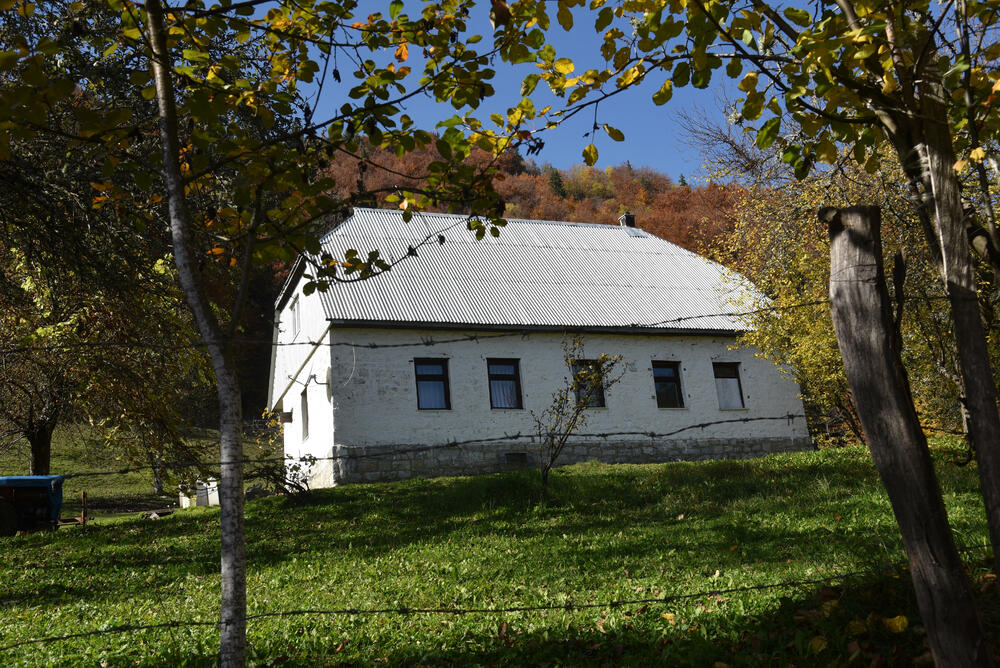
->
[1,540,993,653]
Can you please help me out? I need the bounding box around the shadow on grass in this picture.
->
[87,560,998,667]
[1,449,987,613]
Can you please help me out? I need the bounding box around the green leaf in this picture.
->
[0,51,19,70]
[557,2,573,30]
[672,61,690,87]
[521,73,541,96]
[389,0,403,19]
[582,143,598,166]
[756,117,781,149]
[595,6,613,31]
[783,7,811,27]
[691,67,711,89]
[435,138,452,160]
[182,49,210,63]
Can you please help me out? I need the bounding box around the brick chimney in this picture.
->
[618,211,636,227]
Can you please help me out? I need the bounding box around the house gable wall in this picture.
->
[269,277,336,483]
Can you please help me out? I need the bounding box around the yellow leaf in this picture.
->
[582,143,598,166]
[846,619,867,636]
[395,41,408,61]
[883,615,908,633]
[970,146,986,161]
[661,612,676,624]
[554,58,574,75]
[618,65,641,86]
[738,71,758,93]
[954,159,969,172]
[652,79,673,105]
[810,635,828,653]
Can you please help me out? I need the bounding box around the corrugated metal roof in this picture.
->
[311,208,752,332]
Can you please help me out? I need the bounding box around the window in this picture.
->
[414,358,450,409]
[300,387,309,440]
[713,362,745,409]
[572,359,607,408]
[289,296,301,337]
[487,358,523,409]
[652,361,684,408]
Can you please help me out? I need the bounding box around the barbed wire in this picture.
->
[51,412,969,482]
[0,297,855,355]
[0,332,526,355]
[57,414,809,480]
[1,540,992,653]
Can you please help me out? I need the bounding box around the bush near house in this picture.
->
[0,446,997,666]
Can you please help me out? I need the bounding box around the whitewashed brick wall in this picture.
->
[274,324,812,487]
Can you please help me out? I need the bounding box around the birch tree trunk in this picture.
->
[144,2,247,665]
[918,71,1000,576]
[826,205,992,667]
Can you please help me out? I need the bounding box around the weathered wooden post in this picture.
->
[825,205,992,667]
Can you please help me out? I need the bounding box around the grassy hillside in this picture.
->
[1,447,997,666]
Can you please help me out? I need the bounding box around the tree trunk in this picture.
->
[145,2,247,665]
[27,421,54,475]
[826,205,992,667]
[918,70,1000,575]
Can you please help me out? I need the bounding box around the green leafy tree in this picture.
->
[711,150,990,447]
[0,0,538,662]
[501,1,1000,661]
[516,0,1000,570]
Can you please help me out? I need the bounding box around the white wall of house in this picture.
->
[286,326,811,485]
[269,279,335,482]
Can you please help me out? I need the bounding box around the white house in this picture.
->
[268,208,811,487]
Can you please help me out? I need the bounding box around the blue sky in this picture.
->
[307,5,734,183]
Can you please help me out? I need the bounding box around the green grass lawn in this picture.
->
[0,446,997,666]
[0,427,276,517]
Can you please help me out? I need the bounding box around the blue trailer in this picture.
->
[0,475,65,536]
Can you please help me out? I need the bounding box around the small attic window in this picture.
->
[289,296,301,337]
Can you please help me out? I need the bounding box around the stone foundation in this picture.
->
[304,436,815,487]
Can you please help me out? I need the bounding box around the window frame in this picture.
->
[414,358,451,410]
[651,361,684,408]
[571,359,607,408]
[486,358,523,410]
[713,362,745,410]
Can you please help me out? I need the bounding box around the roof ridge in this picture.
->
[350,206,641,231]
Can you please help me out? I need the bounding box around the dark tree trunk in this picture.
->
[826,205,992,667]
[27,421,54,476]
[146,2,246,665]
